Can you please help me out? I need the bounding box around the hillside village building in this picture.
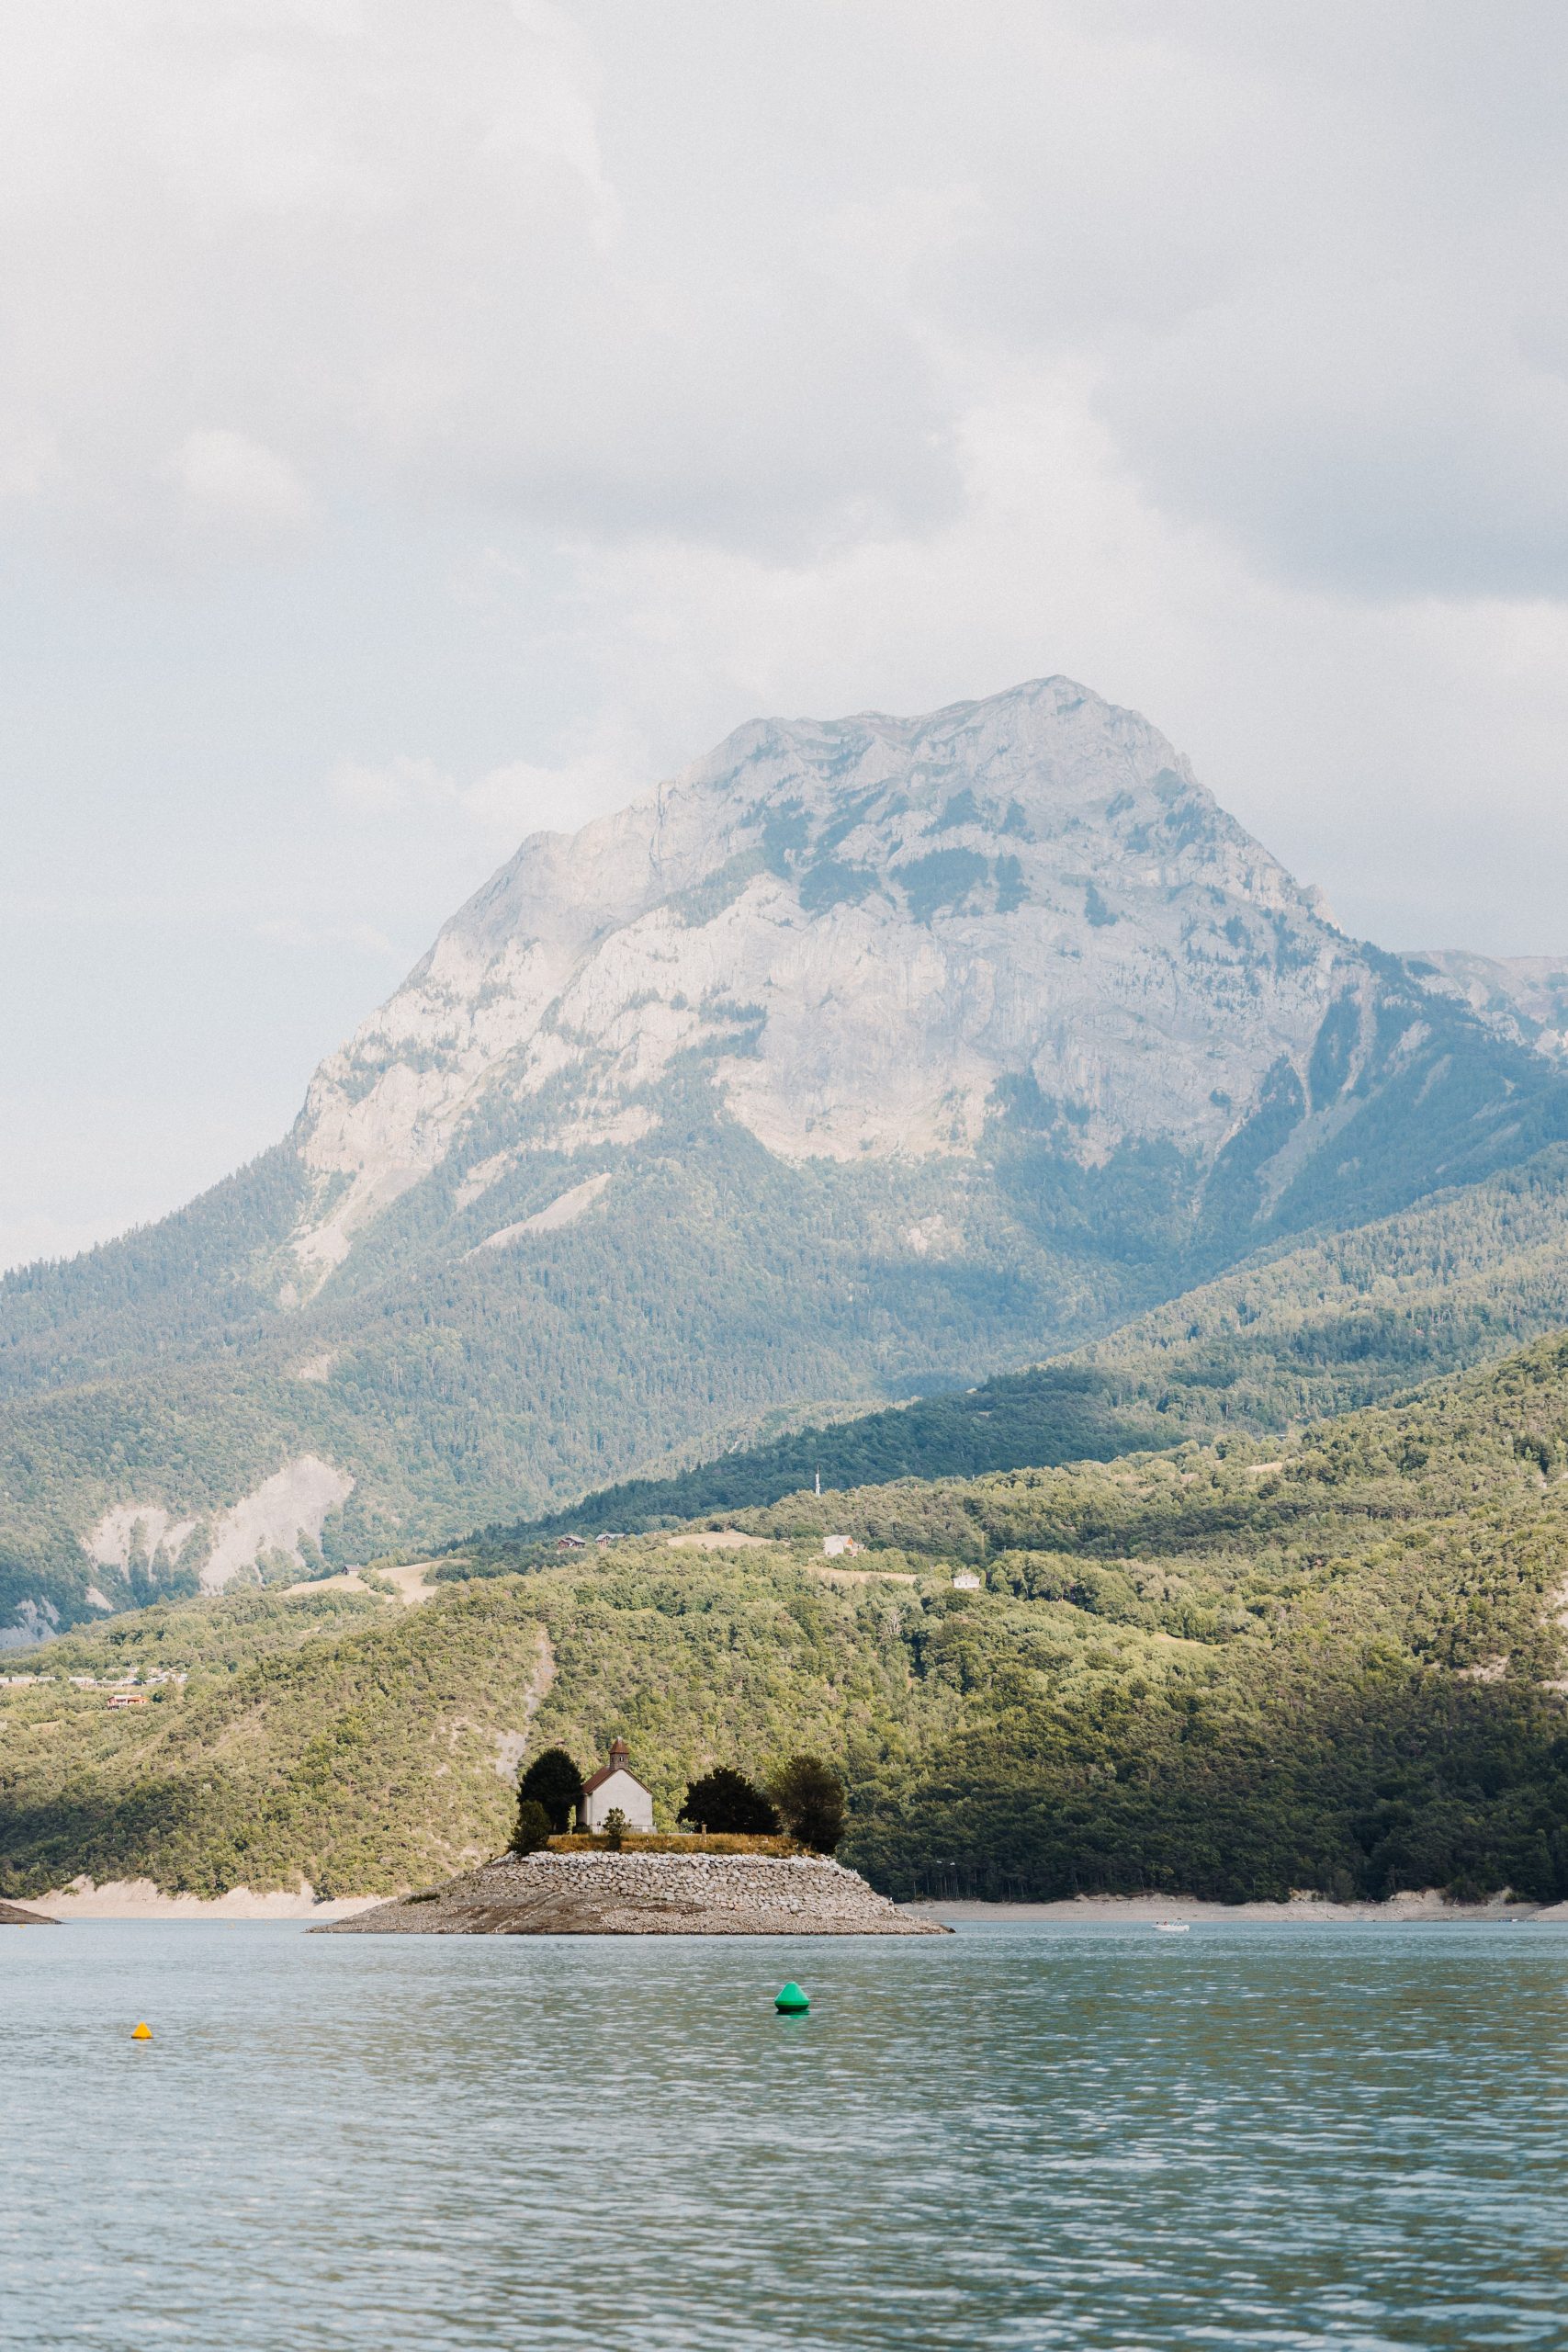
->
[576,1737,655,1832]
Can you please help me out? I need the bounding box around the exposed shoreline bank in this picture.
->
[20,1879,1568,1926]
[29,1879,383,1922]
[909,1892,1568,1925]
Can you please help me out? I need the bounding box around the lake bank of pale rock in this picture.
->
[313,1850,949,1936]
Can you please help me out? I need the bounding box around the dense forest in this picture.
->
[471,1145,1568,1544]
[6,1326,1566,1905]
[0,1105,1209,1637]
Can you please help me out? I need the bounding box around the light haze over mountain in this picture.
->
[5,678,1565,1649]
[9,8,1568,1277]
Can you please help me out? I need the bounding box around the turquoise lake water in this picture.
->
[4,1919,1565,2349]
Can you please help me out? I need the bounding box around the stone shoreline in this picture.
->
[908,1892,1568,1925]
[0,1898,56,1926]
[313,1850,949,1936]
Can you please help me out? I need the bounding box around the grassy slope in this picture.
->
[6,1332,1568,1906]
[473,1144,1568,1544]
[9,974,1568,1644]
[0,1115,1192,1636]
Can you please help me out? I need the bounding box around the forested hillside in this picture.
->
[474,1144,1568,1544]
[6,1332,1566,1906]
[6,678,1568,1649]
[0,1116,1219,1641]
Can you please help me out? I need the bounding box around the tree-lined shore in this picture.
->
[6,1324,1567,1908]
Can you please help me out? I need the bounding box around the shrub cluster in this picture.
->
[678,1757,847,1852]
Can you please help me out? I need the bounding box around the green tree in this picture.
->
[518,1747,583,1833]
[771,1755,846,1853]
[510,1798,552,1856]
[679,1768,779,1835]
[602,1807,628,1851]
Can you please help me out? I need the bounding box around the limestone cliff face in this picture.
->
[5,677,1564,1640]
[1407,950,1568,1065]
[290,678,1398,1281]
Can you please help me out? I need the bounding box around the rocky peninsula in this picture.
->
[313,1849,947,1936]
[0,1898,55,1926]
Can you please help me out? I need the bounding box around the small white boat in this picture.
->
[1154,1919,1190,1934]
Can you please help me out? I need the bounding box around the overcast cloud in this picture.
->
[4,0,1568,1267]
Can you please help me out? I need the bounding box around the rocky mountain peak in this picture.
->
[6,679,1567,1637]
[284,679,1438,1286]
[1405,949,1568,1065]
[449,677,1293,960]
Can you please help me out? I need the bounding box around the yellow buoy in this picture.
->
[130,2021,153,2041]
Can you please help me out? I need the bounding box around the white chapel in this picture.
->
[576,1737,655,1832]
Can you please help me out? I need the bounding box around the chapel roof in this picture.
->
[581,1738,650,1797]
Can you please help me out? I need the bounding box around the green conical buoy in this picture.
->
[774,1981,809,2013]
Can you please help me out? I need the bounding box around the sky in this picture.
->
[5,0,1568,1271]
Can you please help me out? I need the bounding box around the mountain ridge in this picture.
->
[291,675,1322,1279]
[5,676,1567,1643]
[1408,949,1568,1064]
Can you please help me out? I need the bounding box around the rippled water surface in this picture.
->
[4,1919,1566,2349]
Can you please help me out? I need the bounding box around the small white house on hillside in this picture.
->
[576,1737,655,1832]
